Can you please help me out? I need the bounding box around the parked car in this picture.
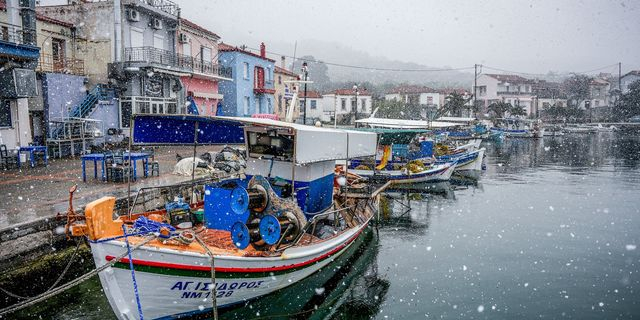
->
[628,115,640,123]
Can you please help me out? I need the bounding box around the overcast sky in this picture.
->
[172,0,639,75]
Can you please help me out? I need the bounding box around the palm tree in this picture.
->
[510,105,527,117]
[436,92,471,118]
[487,101,512,119]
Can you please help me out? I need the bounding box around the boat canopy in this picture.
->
[132,114,377,164]
[437,116,477,123]
[354,117,462,129]
[352,128,429,145]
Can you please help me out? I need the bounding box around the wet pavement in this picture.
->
[0,146,227,228]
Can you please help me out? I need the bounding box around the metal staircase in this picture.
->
[49,84,116,140]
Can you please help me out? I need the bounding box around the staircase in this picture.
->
[69,84,116,119]
[49,84,116,140]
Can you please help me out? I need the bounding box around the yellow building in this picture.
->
[34,14,86,77]
[273,58,299,120]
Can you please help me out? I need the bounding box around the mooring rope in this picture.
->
[193,234,218,320]
[123,226,145,320]
[0,235,157,316]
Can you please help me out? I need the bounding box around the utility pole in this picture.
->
[473,64,478,118]
[352,84,359,125]
[618,62,622,91]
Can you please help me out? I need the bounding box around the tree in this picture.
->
[510,105,527,117]
[613,80,640,120]
[436,92,470,118]
[564,74,591,109]
[487,101,512,119]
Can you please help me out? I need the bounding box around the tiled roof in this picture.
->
[437,88,469,95]
[485,74,532,84]
[179,18,220,39]
[333,88,371,96]
[274,66,298,78]
[387,85,437,94]
[218,42,276,63]
[300,91,322,99]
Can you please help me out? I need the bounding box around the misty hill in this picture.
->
[267,39,474,89]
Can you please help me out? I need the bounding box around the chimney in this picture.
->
[281,56,286,69]
[260,42,266,58]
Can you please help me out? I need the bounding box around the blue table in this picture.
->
[17,146,48,168]
[81,152,150,182]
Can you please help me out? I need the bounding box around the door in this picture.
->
[255,67,265,89]
[51,38,66,72]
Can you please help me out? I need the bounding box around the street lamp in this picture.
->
[301,62,309,124]
[353,84,359,125]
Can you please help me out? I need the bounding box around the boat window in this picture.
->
[247,131,294,161]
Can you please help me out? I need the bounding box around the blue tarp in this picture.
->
[132,114,245,145]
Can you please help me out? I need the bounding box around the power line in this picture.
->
[482,63,620,77]
[242,46,475,73]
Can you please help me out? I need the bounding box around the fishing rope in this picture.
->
[123,225,145,320]
[0,235,157,316]
[0,239,83,301]
[193,234,218,320]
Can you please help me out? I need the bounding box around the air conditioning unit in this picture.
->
[127,9,140,22]
[151,18,163,30]
[178,33,188,43]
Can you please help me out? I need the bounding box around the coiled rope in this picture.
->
[0,235,157,316]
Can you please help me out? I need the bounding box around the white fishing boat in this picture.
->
[351,162,456,184]
[563,124,597,134]
[64,115,384,320]
[491,118,545,138]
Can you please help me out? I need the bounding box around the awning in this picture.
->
[192,92,223,100]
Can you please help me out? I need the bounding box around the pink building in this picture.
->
[176,19,232,116]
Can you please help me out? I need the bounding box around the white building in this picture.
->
[620,70,640,93]
[321,89,372,123]
[298,91,323,124]
[384,85,441,108]
[475,74,535,116]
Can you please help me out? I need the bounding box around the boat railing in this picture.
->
[285,205,355,250]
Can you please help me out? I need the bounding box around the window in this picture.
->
[427,96,433,104]
[201,46,212,62]
[182,42,191,56]
[361,98,366,111]
[153,34,164,49]
[310,100,317,109]
[255,67,265,88]
[341,98,346,111]
[278,75,282,85]
[51,38,66,72]
[278,95,282,112]
[244,96,250,115]
[130,28,144,47]
[351,98,357,111]
[0,99,11,127]
[120,101,132,128]
[243,63,249,79]
[266,67,271,82]
[255,97,262,113]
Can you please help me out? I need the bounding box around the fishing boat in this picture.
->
[490,118,545,138]
[63,115,384,320]
[562,124,597,134]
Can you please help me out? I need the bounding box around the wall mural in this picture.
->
[144,74,164,97]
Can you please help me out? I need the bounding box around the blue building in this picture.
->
[218,42,275,117]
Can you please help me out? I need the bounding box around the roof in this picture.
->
[300,91,322,99]
[622,70,640,78]
[387,85,437,94]
[590,78,609,86]
[437,88,470,95]
[218,43,276,62]
[274,66,298,78]
[354,117,462,129]
[353,128,430,145]
[332,88,372,96]
[1,1,75,28]
[485,74,532,84]
[179,18,220,39]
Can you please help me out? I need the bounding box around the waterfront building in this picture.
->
[273,57,299,120]
[0,0,39,150]
[176,18,231,116]
[531,80,567,119]
[218,42,275,117]
[321,88,372,124]
[299,91,323,123]
[37,0,186,132]
[475,74,536,117]
[385,85,441,119]
[620,70,640,94]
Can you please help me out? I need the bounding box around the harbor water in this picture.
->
[16,132,640,319]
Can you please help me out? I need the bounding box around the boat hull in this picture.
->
[351,163,456,184]
[91,223,369,320]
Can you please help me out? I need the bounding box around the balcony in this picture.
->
[0,21,39,64]
[122,47,232,79]
[123,0,179,17]
[496,91,533,96]
[37,53,85,76]
[191,59,232,80]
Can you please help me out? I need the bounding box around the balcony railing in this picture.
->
[497,91,532,96]
[0,21,37,46]
[124,0,179,16]
[37,53,85,75]
[123,47,232,78]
